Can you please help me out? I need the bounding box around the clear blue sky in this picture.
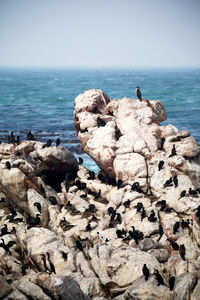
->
[0,0,199,68]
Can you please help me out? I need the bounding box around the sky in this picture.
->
[0,0,200,68]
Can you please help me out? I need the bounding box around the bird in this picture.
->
[173,175,178,188]
[34,202,42,214]
[26,131,35,140]
[92,106,98,113]
[158,160,164,171]
[189,188,197,195]
[56,138,60,147]
[0,224,10,236]
[41,254,49,273]
[169,276,175,291]
[142,264,149,281]
[131,182,142,193]
[76,240,83,252]
[173,221,180,234]
[108,207,114,215]
[181,219,190,229]
[78,157,83,165]
[49,196,57,205]
[0,238,16,254]
[135,202,143,212]
[167,239,179,251]
[108,110,114,116]
[148,210,157,222]
[136,87,142,101]
[97,117,106,127]
[164,178,173,187]
[117,179,123,189]
[123,199,131,208]
[107,176,116,186]
[42,139,52,148]
[26,214,40,227]
[179,244,186,261]
[155,270,164,286]
[46,252,56,273]
[169,144,177,157]
[87,170,95,180]
[141,208,146,220]
[86,224,91,232]
[94,190,101,199]
[158,137,165,150]
[5,161,11,170]
[115,128,122,140]
[180,190,186,198]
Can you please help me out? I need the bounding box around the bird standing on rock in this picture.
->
[136,87,142,101]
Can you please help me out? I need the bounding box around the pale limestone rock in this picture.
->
[0,276,11,298]
[174,272,199,300]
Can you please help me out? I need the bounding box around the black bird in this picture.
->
[135,202,143,212]
[78,157,83,165]
[116,229,126,239]
[49,196,57,205]
[108,110,114,116]
[167,239,179,251]
[173,221,180,234]
[107,176,116,186]
[169,276,175,291]
[5,161,11,170]
[179,244,186,261]
[169,144,177,157]
[86,224,91,232]
[173,175,178,188]
[80,193,87,199]
[10,131,15,144]
[108,207,114,215]
[181,219,190,229]
[110,211,116,221]
[165,207,173,213]
[41,254,48,272]
[156,200,166,211]
[123,199,131,208]
[141,208,146,220]
[180,190,186,198]
[142,264,149,281]
[46,252,56,273]
[158,225,164,237]
[56,138,60,147]
[61,251,68,260]
[158,160,164,171]
[115,128,122,140]
[26,214,40,227]
[148,210,157,222]
[42,139,52,148]
[131,182,142,193]
[98,173,106,183]
[0,238,16,254]
[97,117,106,127]
[164,178,173,187]
[85,204,96,212]
[9,208,17,221]
[158,137,165,151]
[15,151,21,156]
[88,170,95,180]
[155,270,164,286]
[76,240,83,252]
[116,213,122,223]
[80,128,88,133]
[136,87,142,101]
[26,131,35,140]
[117,179,123,189]
[0,224,10,236]
[189,188,197,195]
[34,202,42,214]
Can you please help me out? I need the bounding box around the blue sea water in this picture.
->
[0,68,199,171]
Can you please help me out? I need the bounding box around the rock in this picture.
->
[0,275,11,298]
[174,272,199,300]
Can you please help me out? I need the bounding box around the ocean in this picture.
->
[0,68,199,172]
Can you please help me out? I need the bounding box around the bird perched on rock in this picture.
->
[0,238,16,254]
[42,139,52,148]
[56,138,60,147]
[142,264,149,281]
[169,276,175,291]
[26,131,35,140]
[136,87,142,101]
[5,161,11,170]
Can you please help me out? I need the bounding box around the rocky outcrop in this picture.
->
[0,89,200,299]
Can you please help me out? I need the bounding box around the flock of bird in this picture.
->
[1,90,200,289]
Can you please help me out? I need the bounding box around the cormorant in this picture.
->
[49,196,57,205]
[117,179,123,189]
[167,239,179,251]
[97,117,106,127]
[173,175,178,188]
[42,139,52,148]
[180,190,186,198]
[56,138,60,147]
[155,270,164,286]
[169,144,177,157]
[76,240,83,252]
[0,238,16,254]
[158,160,164,171]
[34,202,42,214]
[123,199,131,208]
[78,157,83,165]
[158,137,165,150]
[173,221,180,234]
[142,264,149,281]
[5,161,11,170]
[179,244,186,261]
[26,131,34,140]
[169,276,175,291]
[136,87,142,101]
